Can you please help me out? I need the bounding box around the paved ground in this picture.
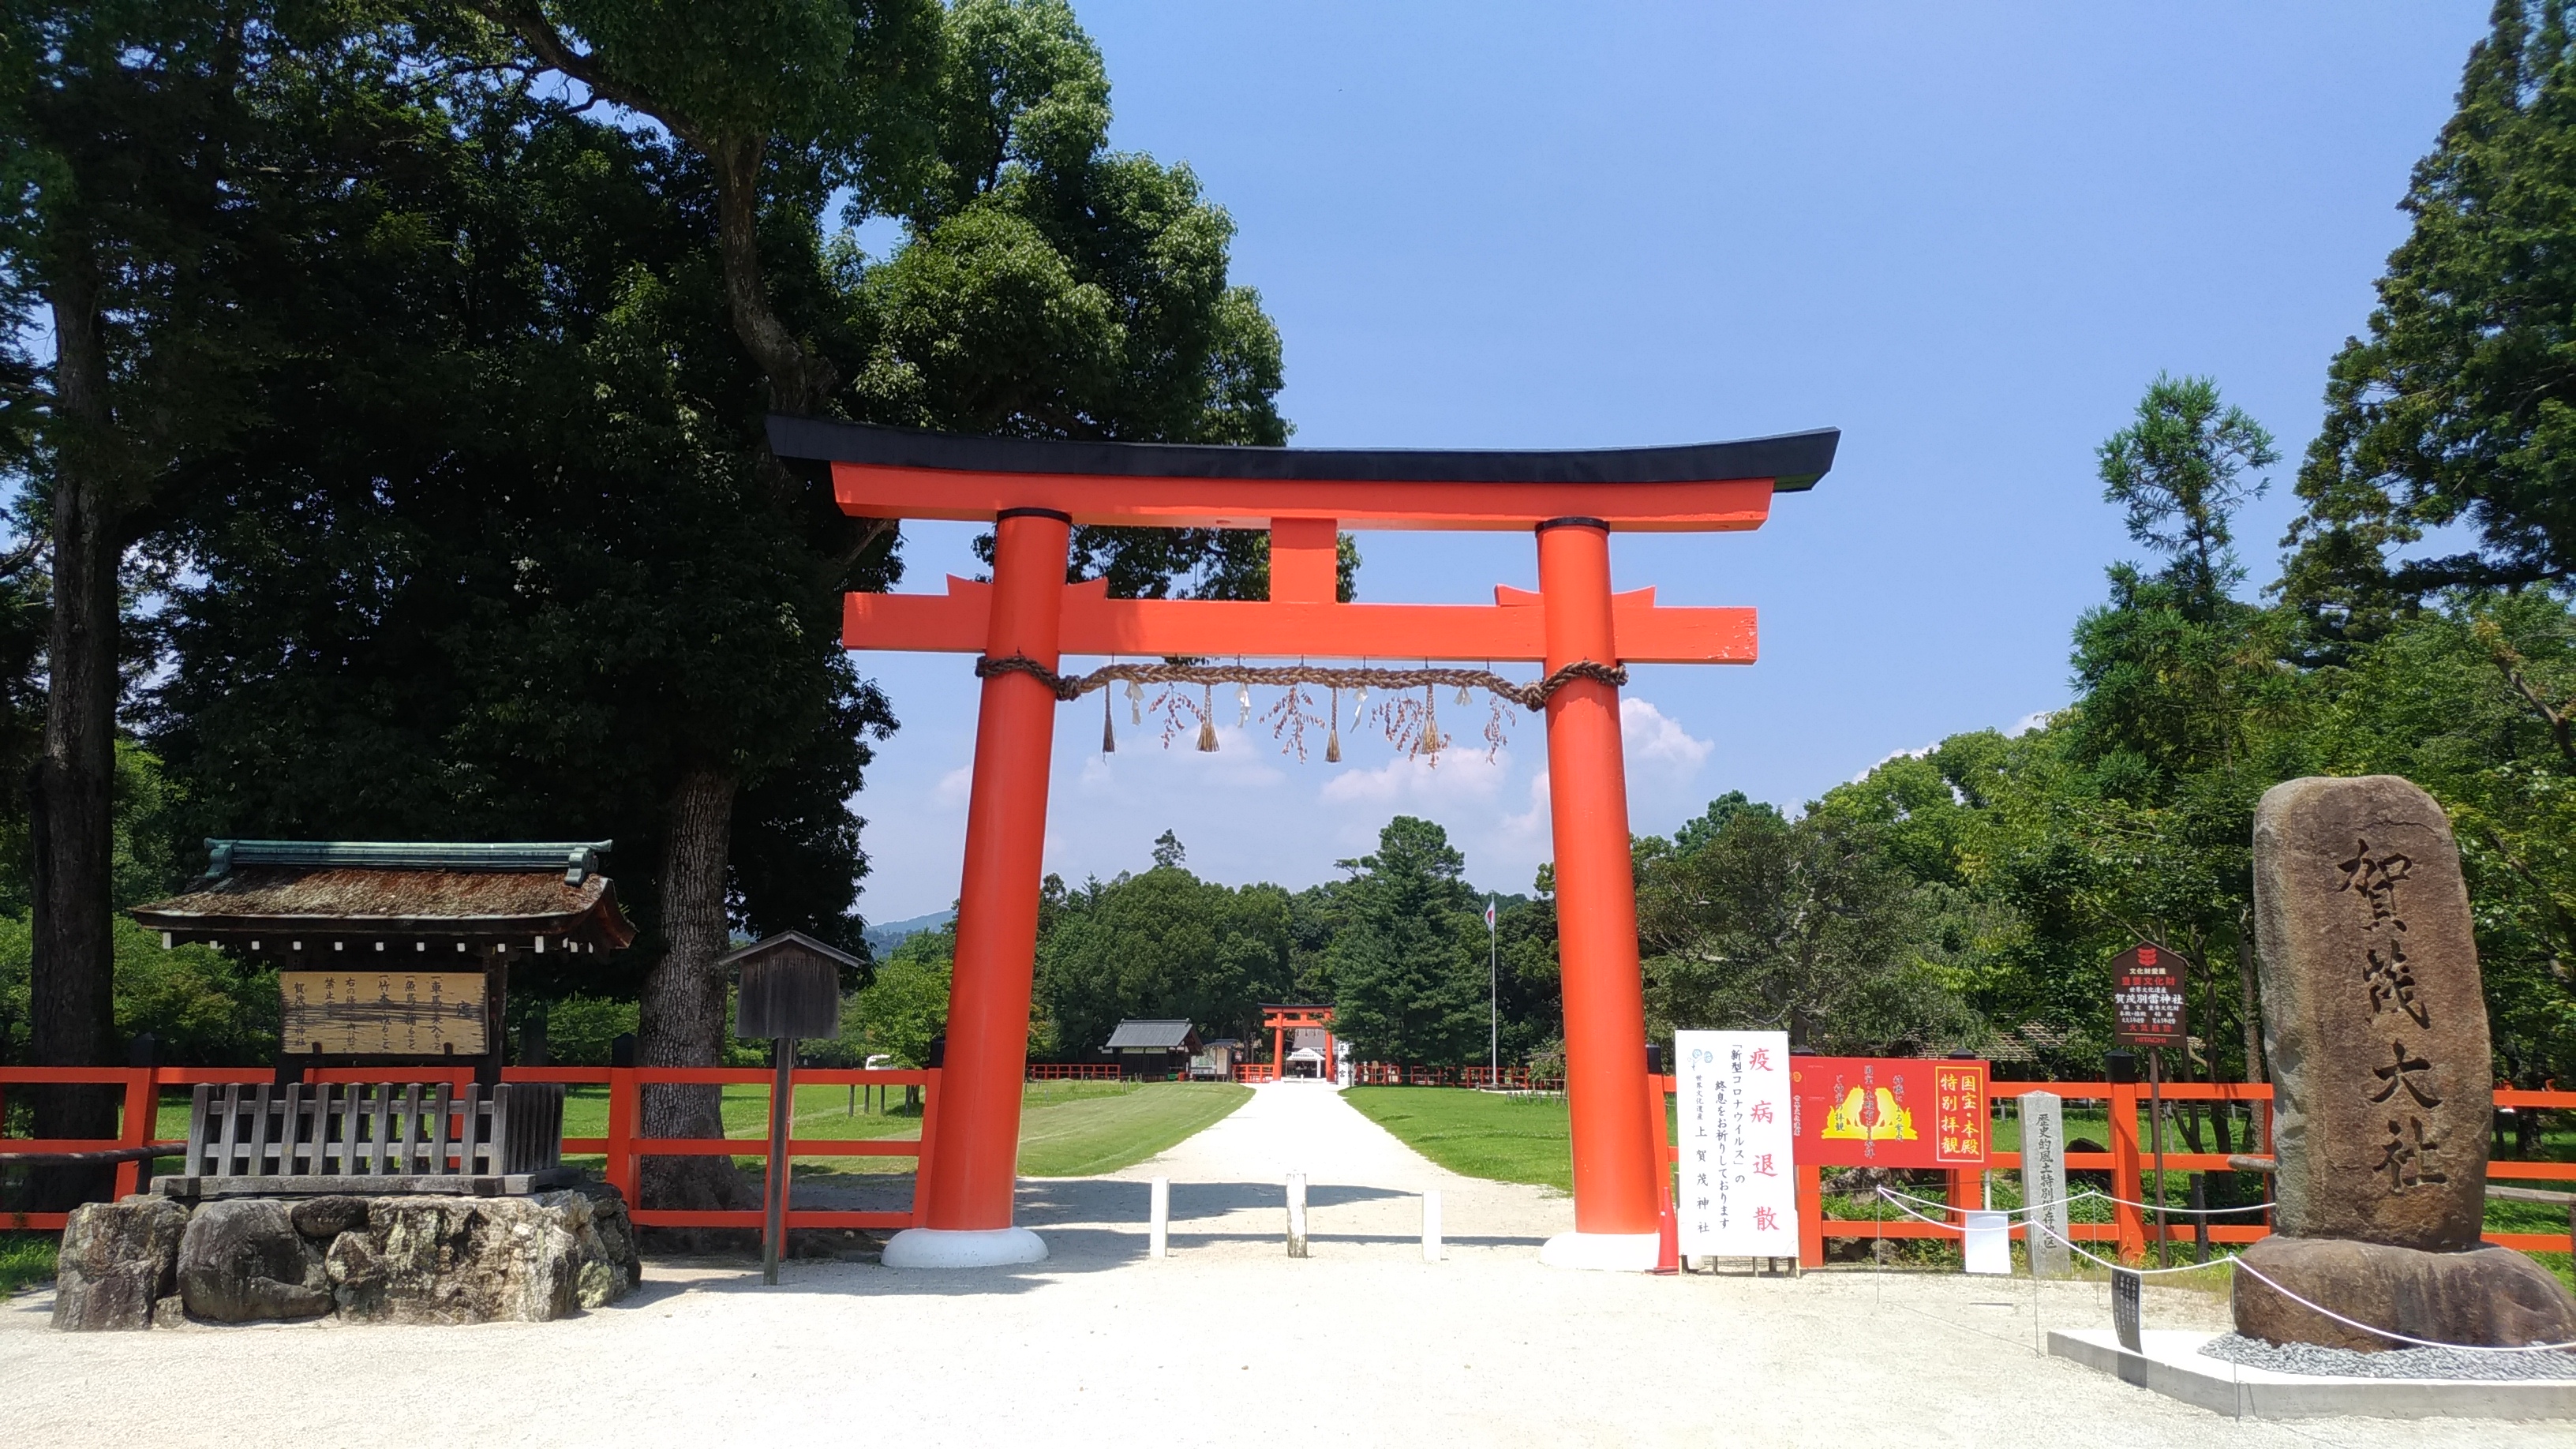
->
[4,1081,2567,1447]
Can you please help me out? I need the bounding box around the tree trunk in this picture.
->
[710,140,833,415]
[638,763,745,1220]
[26,261,124,1209]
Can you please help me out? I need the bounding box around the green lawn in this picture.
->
[1017,1081,1249,1177]
[1345,1087,1575,1193]
[2,1230,55,1296]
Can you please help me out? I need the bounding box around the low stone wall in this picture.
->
[51,1181,641,1331]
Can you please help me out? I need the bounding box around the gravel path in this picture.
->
[4,1081,2566,1447]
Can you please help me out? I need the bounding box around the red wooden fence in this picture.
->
[0,1064,940,1234]
[1653,1074,2576,1268]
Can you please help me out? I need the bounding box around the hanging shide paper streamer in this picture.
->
[968,653,1628,765]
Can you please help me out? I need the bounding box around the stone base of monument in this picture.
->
[2233,1237,2576,1353]
[2049,1329,2576,1420]
[49,1181,642,1331]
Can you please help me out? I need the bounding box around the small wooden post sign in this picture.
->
[282,971,488,1057]
[720,930,858,1286]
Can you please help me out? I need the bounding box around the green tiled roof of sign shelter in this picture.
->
[127,839,635,953]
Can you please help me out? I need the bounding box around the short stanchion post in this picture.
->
[1422,1189,1443,1262]
[1286,1172,1309,1258]
[1149,1176,1170,1259]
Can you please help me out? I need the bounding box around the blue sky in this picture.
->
[852,2,2496,922]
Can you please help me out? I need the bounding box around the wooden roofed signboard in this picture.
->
[130,840,635,1084]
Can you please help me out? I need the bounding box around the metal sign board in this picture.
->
[2111,944,2188,1046]
[2112,1266,2144,1352]
[1788,1056,1990,1168]
[1673,1030,1797,1257]
[282,971,486,1057]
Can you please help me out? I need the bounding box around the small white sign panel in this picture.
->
[1673,1029,1797,1258]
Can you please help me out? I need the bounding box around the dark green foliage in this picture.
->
[2286,1,2576,628]
[1638,804,1975,1055]
[1035,862,1293,1057]
[1323,818,1491,1064]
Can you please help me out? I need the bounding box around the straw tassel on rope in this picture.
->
[1196,685,1219,752]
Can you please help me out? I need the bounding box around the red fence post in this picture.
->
[2108,1080,2146,1262]
[606,1065,638,1207]
[112,1069,156,1198]
[1796,1163,1825,1268]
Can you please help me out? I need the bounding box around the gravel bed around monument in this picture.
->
[2199,1331,2576,1381]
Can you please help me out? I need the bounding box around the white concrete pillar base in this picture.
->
[881,1226,1050,1268]
[1538,1230,1661,1271]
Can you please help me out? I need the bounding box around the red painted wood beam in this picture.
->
[844,576,1758,665]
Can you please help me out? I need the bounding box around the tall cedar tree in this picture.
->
[2285,0,2576,638]
[0,2,410,1201]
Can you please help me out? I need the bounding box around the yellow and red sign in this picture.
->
[1789,1056,1990,1168]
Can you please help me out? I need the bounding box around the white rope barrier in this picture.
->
[1894,1193,2576,1355]
[1871,1182,2270,1221]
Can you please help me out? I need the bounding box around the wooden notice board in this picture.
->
[282,970,488,1057]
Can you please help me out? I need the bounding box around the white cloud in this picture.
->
[1619,697,1713,773]
[1319,745,1511,805]
[932,765,973,807]
[2009,710,2054,736]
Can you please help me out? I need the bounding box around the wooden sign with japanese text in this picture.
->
[1788,1055,1990,1168]
[2110,943,2188,1046]
[282,971,486,1057]
[1673,1031,1796,1256]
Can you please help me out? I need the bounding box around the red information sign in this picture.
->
[1788,1056,1990,1168]
[2111,943,2188,1046]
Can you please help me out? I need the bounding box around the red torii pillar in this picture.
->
[770,416,1838,1270]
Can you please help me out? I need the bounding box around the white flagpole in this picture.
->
[1488,895,1500,1085]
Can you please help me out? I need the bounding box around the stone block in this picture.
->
[327,1195,586,1324]
[2252,775,2491,1250]
[51,1198,190,1331]
[2233,1237,2576,1354]
[178,1199,334,1323]
[290,1195,370,1239]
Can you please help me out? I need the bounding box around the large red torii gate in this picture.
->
[771,417,1837,1270]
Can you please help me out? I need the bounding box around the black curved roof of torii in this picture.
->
[766,416,1839,492]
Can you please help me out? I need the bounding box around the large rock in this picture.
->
[51,1198,189,1331]
[2233,1237,2576,1354]
[178,1196,335,1320]
[178,1200,334,1323]
[326,1192,633,1324]
[2251,776,2491,1250]
[534,1181,642,1309]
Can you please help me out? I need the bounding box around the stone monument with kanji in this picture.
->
[2233,775,2576,1350]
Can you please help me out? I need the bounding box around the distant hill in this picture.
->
[863,908,954,956]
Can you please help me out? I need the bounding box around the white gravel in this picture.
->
[4,1082,2565,1447]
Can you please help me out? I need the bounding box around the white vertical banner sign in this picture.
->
[1673,1030,1797,1259]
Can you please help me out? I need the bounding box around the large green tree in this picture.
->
[0,0,437,1197]
[1324,817,1490,1065]
[1033,838,1294,1058]
[2284,0,2576,635]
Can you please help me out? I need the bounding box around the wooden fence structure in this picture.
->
[1652,1074,2576,1267]
[0,1064,939,1234]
